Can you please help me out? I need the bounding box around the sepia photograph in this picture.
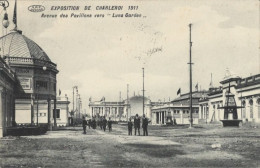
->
[0,0,259,167]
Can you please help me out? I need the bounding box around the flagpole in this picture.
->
[188,23,193,128]
[13,0,17,30]
[142,67,145,116]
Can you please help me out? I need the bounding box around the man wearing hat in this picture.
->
[134,114,140,136]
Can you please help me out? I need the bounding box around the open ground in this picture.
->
[0,124,259,167]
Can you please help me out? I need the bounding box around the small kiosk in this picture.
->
[219,85,243,127]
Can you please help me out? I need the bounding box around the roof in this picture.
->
[0,31,51,61]
[172,91,206,102]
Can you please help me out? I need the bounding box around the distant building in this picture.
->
[199,70,260,124]
[88,95,152,121]
[151,91,206,125]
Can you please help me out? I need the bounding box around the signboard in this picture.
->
[18,77,32,90]
[15,68,33,75]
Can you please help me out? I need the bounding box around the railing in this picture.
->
[4,56,57,69]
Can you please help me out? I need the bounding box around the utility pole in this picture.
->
[142,67,145,116]
[72,86,78,118]
[188,23,193,128]
[127,84,129,120]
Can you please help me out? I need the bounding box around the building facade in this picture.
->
[199,71,260,124]
[0,30,62,137]
[151,92,204,125]
[0,57,16,137]
[88,95,152,121]
[15,96,70,127]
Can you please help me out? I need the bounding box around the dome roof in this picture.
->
[0,31,51,61]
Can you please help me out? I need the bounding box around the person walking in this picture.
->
[128,118,133,135]
[134,114,140,136]
[100,116,103,130]
[142,114,148,136]
[92,118,96,129]
[82,117,87,134]
[108,117,112,132]
[88,118,91,129]
[103,116,107,132]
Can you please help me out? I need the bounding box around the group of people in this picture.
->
[128,114,149,136]
[82,114,149,136]
[82,116,113,134]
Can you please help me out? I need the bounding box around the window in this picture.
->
[242,101,246,118]
[36,81,48,89]
[249,99,253,119]
[43,113,46,117]
[53,109,61,119]
[174,110,176,114]
[183,110,185,114]
[53,83,56,91]
[177,110,179,114]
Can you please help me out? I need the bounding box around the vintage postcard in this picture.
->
[0,0,259,167]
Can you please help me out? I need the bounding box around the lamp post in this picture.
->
[142,68,145,116]
[72,86,78,117]
[0,0,9,57]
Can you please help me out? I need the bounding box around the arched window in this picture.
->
[249,99,253,119]
[242,100,246,119]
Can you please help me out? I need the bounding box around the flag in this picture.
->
[195,83,198,91]
[59,89,61,96]
[177,88,181,95]
[100,97,105,101]
[13,0,17,27]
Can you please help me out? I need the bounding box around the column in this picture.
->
[159,112,162,124]
[31,94,35,125]
[54,99,57,128]
[115,107,118,121]
[92,107,93,117]
[0,87,3,137]
[11,94,16,126]
[199,105,202,119]
[47,98,52,130]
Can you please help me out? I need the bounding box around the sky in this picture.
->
[2,0,259,112]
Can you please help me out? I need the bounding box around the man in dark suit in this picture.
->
[128,118,133,135]
[134,114,140,136]
[103,116,107,132]
[142,114,148,136]
[82,117,87,134]
[108,117,112,132]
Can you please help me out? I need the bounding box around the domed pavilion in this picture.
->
[0,30,59,128]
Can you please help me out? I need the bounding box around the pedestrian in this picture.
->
[128,118,133,135]
[108,117,112,132]
[92,118,96,129]
[173,117,177,125]
[82,117,87,134]
[142,114,148,136]
[103,116,107,132]
[100,116,103,130]
[134,114,140,136]
[88,118,91,129]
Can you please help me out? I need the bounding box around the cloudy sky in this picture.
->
[3,0,259,111]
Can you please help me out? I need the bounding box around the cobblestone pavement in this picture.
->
[0,124,260,167]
